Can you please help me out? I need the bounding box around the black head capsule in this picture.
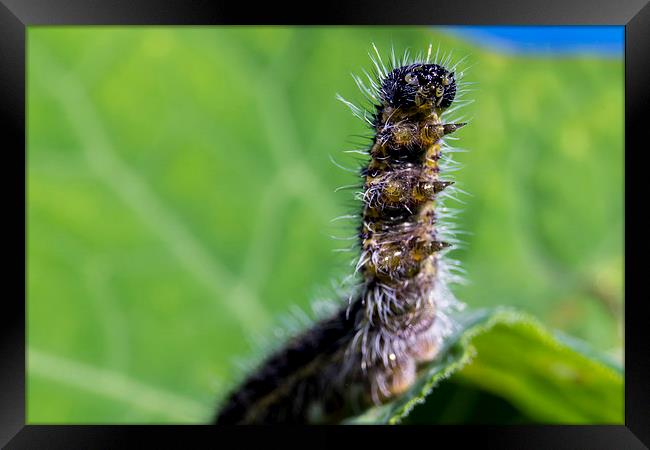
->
[380,63,457,110]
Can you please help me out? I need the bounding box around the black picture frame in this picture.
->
[2,0,648,447]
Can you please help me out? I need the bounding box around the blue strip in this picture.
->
[439,26,624,58]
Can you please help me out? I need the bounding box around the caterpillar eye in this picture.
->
[405,73,417,85]
[436,86,445,97]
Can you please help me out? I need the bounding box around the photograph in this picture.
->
[26,25,624,426]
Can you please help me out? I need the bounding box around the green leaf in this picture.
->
[345,308,623,424]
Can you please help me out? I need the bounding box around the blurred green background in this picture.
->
[27,26,624,423]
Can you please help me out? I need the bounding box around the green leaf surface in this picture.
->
[346,308,623,424]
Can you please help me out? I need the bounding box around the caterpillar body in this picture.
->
[215,47,468,424]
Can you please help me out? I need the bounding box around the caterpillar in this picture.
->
[214,45,468,424]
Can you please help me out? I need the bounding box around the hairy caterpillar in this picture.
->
[214,45,469,424]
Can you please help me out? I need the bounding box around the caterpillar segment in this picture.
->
[354,90,464,404]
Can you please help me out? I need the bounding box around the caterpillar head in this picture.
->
[381,63,457,110]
